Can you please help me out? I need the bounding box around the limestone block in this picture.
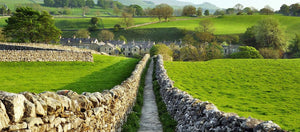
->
[39,94,62,115]
[24,100,36,118]
[8,122,28,131]
[62,123,72,132]
[0,91,26,122]
[57,124,63,132]
[25,117,44,128]
[71,118,83,128]
[84,93,100,107]
[0,100,9,130]
[22,92,46,116]
[52,117,62,127]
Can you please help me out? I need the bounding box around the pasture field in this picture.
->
[0,54,139,94]
[54,17,157,30]
[164,59,300,131]
[0,0,43,10]
[137,15,300,37]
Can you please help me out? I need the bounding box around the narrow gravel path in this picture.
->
[138,59,163,132]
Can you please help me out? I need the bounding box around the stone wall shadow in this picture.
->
[56,59,138,94]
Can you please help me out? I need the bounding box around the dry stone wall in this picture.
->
[0,43,102,54]
[154,55,284,132]
[0,54,150,132]
[0,50,94,62]
[0,43,100,62]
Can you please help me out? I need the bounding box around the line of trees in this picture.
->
[279,3,300,16]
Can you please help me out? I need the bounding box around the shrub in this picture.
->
[150,44,173,61]
[292,52,300,58]
[231,46,263,59]
[259,48,282,59]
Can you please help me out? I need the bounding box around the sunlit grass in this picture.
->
[164,59,300,131]
[0,54,139,94]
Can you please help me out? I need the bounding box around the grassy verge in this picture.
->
[0,54,139,94]
[152,57,177,132]
[164,59,300,131]
[122,60,150,132]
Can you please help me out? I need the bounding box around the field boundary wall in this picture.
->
[0,54,149,131]
[0,43,103,62]
[154,55,283,131]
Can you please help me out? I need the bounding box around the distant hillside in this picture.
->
[0,0,43,9]
[114,0,155,8]
[114,0,219,11]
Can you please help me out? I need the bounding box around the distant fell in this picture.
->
[114,0,219,11]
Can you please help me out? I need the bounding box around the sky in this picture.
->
[177,0,300,10]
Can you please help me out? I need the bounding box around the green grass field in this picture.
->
[54,17,157,30]
[0,0,43,10]
[137,15,300,37]
[0,54,139,94]
[164,59,300,131]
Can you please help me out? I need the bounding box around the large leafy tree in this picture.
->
[98,30,114,41]
[128,5,144,16]
[279,4,290,16]
[150,4,173,22]
[254,17,286,50]
[86,0,95,8]
[120,12,134,28]
[182,5,196,16]
[3,7,61,43]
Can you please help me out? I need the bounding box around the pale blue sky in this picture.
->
[177,0,300,10]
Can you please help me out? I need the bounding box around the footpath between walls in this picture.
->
[0,54,149,131]
[154,55,284,132]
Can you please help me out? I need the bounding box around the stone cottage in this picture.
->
[60,36,100,51]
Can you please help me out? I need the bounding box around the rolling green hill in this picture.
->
[0,54,139,94]
[0,0,43,10]
[164,59,300,131]
[137,15,300,37]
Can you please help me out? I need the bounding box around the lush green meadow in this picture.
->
[54,17,157,30]
[164,59,300,131]
[137,15,300,36]
[0,0,43,10]
[0,55,139,94]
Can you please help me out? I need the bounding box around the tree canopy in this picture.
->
[150,4,173,22]
[182,5,196,16]
[254,17,286,50]
[98,30,114,41]
[150,43,173,61]
[3,7,61,43]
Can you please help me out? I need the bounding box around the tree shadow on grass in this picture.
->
[55,59,138,94]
